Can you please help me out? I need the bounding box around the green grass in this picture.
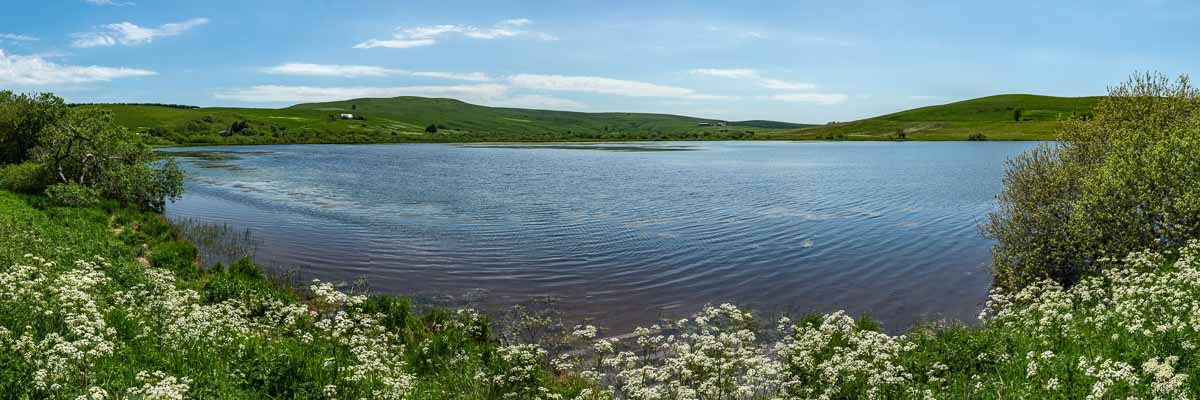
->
[83,94,1102,146]
[773,94,1101,141]
[0,190,587,399]
[84,97,782,146]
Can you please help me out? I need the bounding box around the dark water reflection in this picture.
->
[161,141,1037,332]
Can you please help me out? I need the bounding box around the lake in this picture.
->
[161,141,1038,332]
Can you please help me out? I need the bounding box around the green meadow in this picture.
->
[775,94,1102,141]
[84,94,1099,146]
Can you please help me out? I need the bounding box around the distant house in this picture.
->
[697,122,711,127]
[717,122,728,126]
[339,113,355,119]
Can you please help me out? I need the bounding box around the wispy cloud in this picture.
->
[764,93,848,105]
[0,49,156,85]
[260,63,399,78]
[689,67,815,90]
[0,33,37,41]
[355,18,554,49]
[492,94,586,110]
[510,74,723,99]
[84,0,135,5]
[411,71,491,82]
[258,63,492,82]
[213,84,509,103]
[72,18,208,48]
[690,68,758,79]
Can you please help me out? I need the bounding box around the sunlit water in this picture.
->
[161,141,1038,332]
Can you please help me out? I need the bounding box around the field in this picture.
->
[84,97,787,146]
[82,94,1100,146]
[773,94,1102,141]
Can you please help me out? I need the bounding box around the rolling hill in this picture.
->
[83,94,1100,146]
[772,94,1101,141]
[84,97,796,146]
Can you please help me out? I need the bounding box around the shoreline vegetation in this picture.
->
[80,94,1100,148]
[3,73,1200,398]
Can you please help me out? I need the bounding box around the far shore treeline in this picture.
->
[4,73,1200,398]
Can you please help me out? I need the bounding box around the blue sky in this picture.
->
[1,0,1197,122]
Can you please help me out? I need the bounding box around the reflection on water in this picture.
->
[160,141,1036,332]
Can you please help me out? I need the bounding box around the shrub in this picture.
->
[44,182,100,207]
[150,241,198,277]
[985,73,1200,290]
[0,161,51,193]
[967,132,988,141]
[35,107,184,211]
[425,124,438,133]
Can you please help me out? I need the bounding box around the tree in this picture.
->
[985,73,1200,290]
[1013,108,1024,122]
[425,124,438,133]
[0,91,68,164]
[35,108,183,211]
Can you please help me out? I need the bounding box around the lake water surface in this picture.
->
[161,141,1038,332]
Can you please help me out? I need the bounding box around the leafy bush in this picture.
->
[0,161,51,193]
[967,132,988,141]
[986,73,1200,290]
[149,241,198,277]
[44,182,100,207]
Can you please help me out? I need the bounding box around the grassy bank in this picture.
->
[3,188,1199,398]
[0,190,586,398]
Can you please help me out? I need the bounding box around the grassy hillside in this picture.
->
[775,94,1101,141]
[84,94,1100,145]
[85,97,786,146]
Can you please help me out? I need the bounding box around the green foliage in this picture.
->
[425,123,439,133]
[0,91,68,164]
[35,107,184,211]
[149,240,198,277]
[1013,107,1023,122]
[0,161,52,193]
[44,182,99,207]
[967,132,988,141]
[986,73,1200,290]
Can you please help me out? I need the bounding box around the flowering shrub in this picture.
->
[4,190,1200,398]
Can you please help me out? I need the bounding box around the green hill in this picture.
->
[83,94,1099,146]
[84,97,796,146]
[775,94,1101,141]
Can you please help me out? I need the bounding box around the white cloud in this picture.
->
[497,18,532,27]
[356,18,552,49]
[0,49,156,85]
[759,79,816,91]
[492,94,586,110]
[260,63,398,78]
[0,33,37,41]
[213,84,509,103]
[690,68,758,79]
[72,18,208,48]
[765,93,848,105]
[353,38,435,49]
[411,71,491,82]
[84,0,134,5]
[510,74,721,99]
[690,67,816,91]
[258,63,491,82]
